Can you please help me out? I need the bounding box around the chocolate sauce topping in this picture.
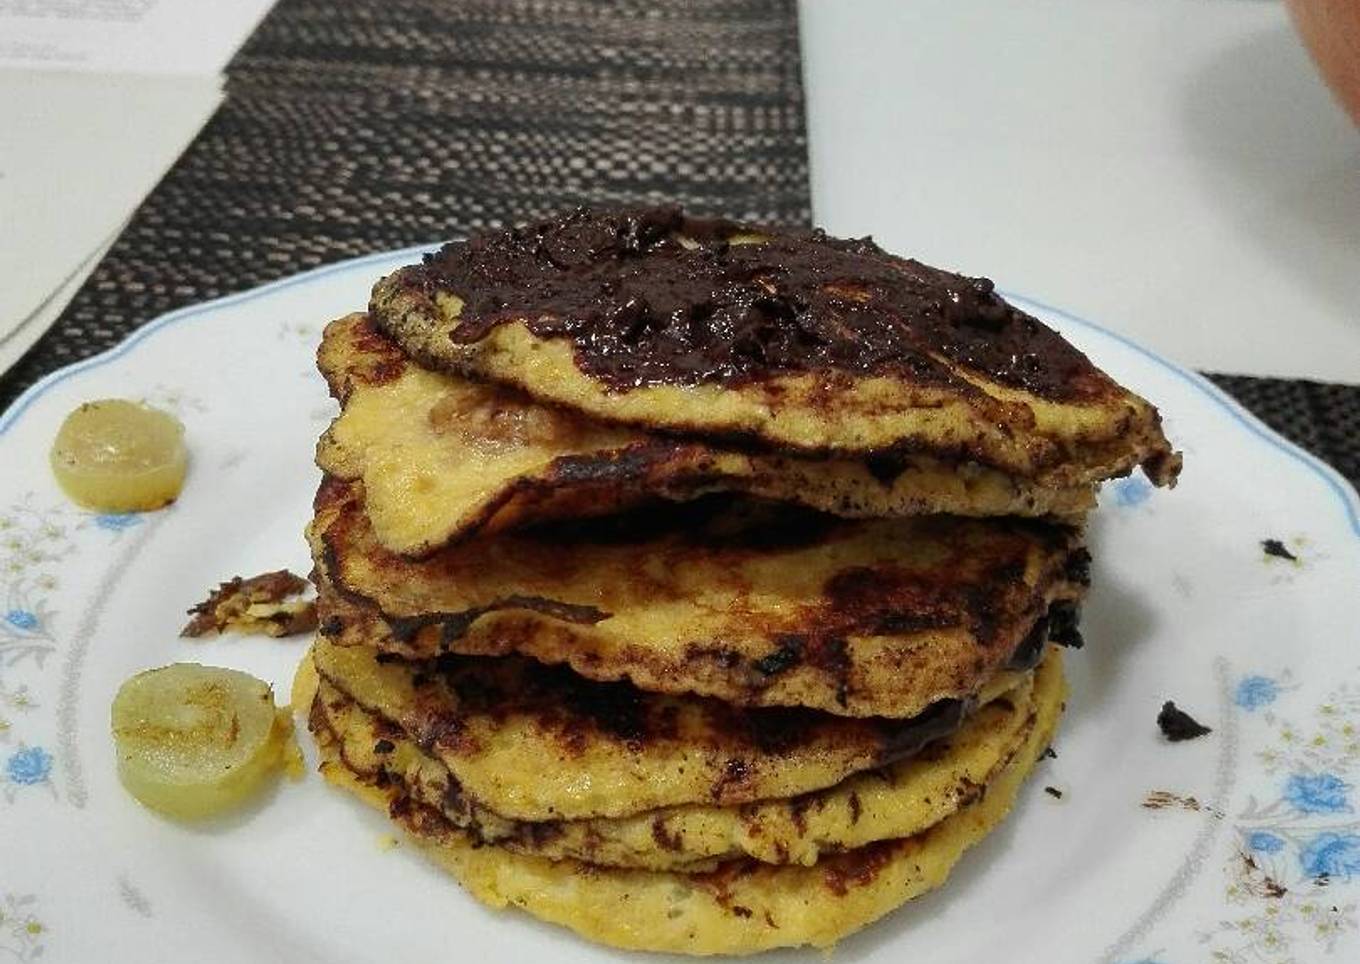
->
[406,206,1107,398]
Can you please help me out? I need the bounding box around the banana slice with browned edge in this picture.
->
[111,664,292,820]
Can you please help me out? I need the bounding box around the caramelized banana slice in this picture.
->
[111,664,290,820]
[50,399,187,511]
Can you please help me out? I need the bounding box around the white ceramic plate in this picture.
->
[1,249,1357,964]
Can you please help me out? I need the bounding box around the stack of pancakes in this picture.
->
[295,207,1179,954]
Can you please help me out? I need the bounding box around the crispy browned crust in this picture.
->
[309,642,976,817]
[309,476,1087,718]
[308,661,1038,870]
[181,569,316,638]
[316,313,1097,555]
[436,441,1097,541]
[315,313,407,404]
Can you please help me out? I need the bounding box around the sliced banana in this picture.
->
[111,664,291,820]
[50,399,187,512]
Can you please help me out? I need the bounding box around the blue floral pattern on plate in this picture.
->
[94,513,141,533]
[1236,675,1280,711]
[1284,773,1352,815]
[4,746,51,787]
[1300,834,1360,880]
[1247,831,1285,855]
[0,497,149,809]
[1110,475,1154,508]
[1190,675,1360,960]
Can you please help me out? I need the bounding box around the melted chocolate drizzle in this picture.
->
[405,206,1105,399]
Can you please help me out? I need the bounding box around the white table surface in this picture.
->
[800,0,1360,383]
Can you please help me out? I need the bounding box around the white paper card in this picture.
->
[0,0,277,75]
[0,233,115,377]
[0,69,223,351]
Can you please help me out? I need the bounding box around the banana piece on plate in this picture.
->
[111,663,293,820]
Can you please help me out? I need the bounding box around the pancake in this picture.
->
[309,649,1049,870]
[370,206,1180,485]
[309,636,1030,822]
[310,475,1087,719]
[298,644,1065,954]
[317,312,1095,555]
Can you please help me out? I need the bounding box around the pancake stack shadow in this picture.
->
[297,207,1180,954]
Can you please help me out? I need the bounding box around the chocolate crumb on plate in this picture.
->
[1157,701,1212,742]
[1240,852,1289,899]
[1261,538,1298,561]
[1142,790,1224,818]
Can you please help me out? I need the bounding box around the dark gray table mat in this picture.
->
[1,0,1356,495]
[1204,373,1359,491]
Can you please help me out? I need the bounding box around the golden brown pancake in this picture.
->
[309,636,1022,822]
[309,649,1048,870]
[310,475,1087,718]
[318,312,1094,555]
[297,644,1066,954]
[370,206,1179,484]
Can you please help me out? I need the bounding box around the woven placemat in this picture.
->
[1205,373,1360,492]
[1,0,1356,495]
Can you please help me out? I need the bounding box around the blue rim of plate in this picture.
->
[1,244,1356,538]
